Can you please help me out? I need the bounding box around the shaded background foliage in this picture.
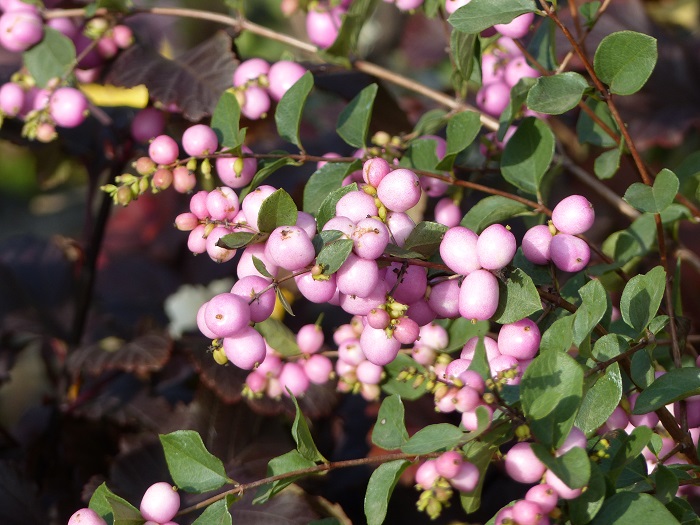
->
[1,0,700,523]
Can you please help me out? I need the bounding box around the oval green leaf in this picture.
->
[23,28,76,88]
[257,188,298,233]
[632,367,700,414]
[526,72,589,115]
[448,0,537,34]
[275,71,314,150]
[364,460,410,525]
[159,430,228,493]
[337,84,378,148]
[501,117,555,195]
[593,31,658,96]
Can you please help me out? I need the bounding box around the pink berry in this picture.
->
[266,225,316,271]
[206,187,240,221]
[406,299,437,327]
[512,499,545,525]
[205,226,237,263]
[0,82,24,116]
[525,483,559,513]
[444,358,471,384]
[504,55,540,88]
[551,195,595,235]
[505,442,546,484]
[376,169,422,212]
[544,469,583,500]
[112,25,133,48]
[495,507,516,525]
[237,243,279,279]
[435,450,463,478]
[203,293,251,338]
[223,326,267,369]
[140,482,180,524]
[368,308,391,329]
[434,198,462,227]
[231,275,275,323]
[440,226,480,275]
[149,134,179,165]
[296,211,318,238]
[336,190,378,223]
[550,234,590,273]
[392,316,420,345]
[268,60,307,101]
[490,354,522,384]
[445,0,470,14]
[494,12,535,38]
[294,272,337,303]
[306,6,344,48]
[279,362,310,397]
[415,460,439,490]
[172,166,196,193]
[418,323,449,351]
[240,85,270,120]
[461,404,493,431]
[352,217,389,259]
[476,224,516,270]
[0,10,42,52]
[457,369,486,394]
[233,58,270,87]
[458,269,500,321]
[339,283,387,316]
[297,324,324,355]
[187,224,207,254]
[68,508,107,525]
[476,81,511,116]
[174,212,199,231]
[241,185,276,231]
[384,263,428,304]
[461,336,501,362]
[49,87,88,128]
[356,359,383,384]
[497,318,541,360]
[246,371,267,394]
[385,211,415,247]
[454,385,481,412]
[360,326,400,366]
[522,224,553,265]
[557,426,587,456]
[362,157,392,187]
[47,17,78,40]
[216,146,257,188]
[427,279,460,318]
[304,354,333,384]
[449,461,479,492]
[182,124,218,156]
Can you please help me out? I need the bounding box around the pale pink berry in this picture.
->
[187,224,207,254]
[362,157,392,187]
[268,60,307,101]
[49,87,88,128]
[461,404,493,431]
[189,190,210,219]
[294,272,337,303]
[522,224,553,265]
[279,362,310,397]
[449,461,479,492]
[360,326,401,366]
[444,358,471,384]
[296,211,317,238]
[557,426,587,456]
[140,482,180,524]
[306,6,344,48]
[455,385,481,412]
[223,326,266,369]
[376,169,422,212]
[337,254,380,297]
[266,226,316,271]
[205,226,237,263]
[323,215,357,238]
[240,86,270,120]
[497,318,541,360]
[304,354,333,384]
[440,226,480,275]
[512,499,545,525]
[434,198,462,227]
[112,25,133,48]
[47,17,78,39]
[391,0,425,10]
[336,190,378,222]
[246,370,267,394]
[368,308,391,329]
[338,283,388,316]
[476,82,511,116]
[504,55,540,88]
[237,243,279,278]
[231,275,275,323]
[461,336,501,362]
[412,345,437,366]
[477,224,516,270]
[174,212,199,231]
[392,316,420,345]
[544,469,583,499]
[551,195,595,235]
[182,124,218,156]
[458,269,500,321]
[427,279,460,318]
[149,134,179,165]
[435,450,463,478]
[241,185,276,231]
[457,369,486,394]
[297,324,324,355]
[152,168,173,191]
[206,187,240,221]
[356,359,383,384]
[418,323,449,351]
[0,10,43,52]
[415,460,439,490]
[445,0,470,14]
[0,82,24,117]
[494,12,535,39]
[216,146,257,188]
[203,293,251,338]
[173,166,196,193]
[352,217,389,260]
[505,442,546,484]
[385,211,415,247]
[490,354,522,385]
[68,508,107,525]
[233,58,270,87]
[525,483,559,513]
[495,507,516,525]
[550,234,590,273]
[385,263,428,304]
[337,338,364,365]
[406,300,437,327]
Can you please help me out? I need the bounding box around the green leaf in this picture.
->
[500,118,555,195]
[290,393,326,462]
[436,111,482,171]
[540,314,574,353]
[573,279,607,346]
[317,238,354,276]
[191,498,232,525]
[89,483,140,525]
[337,84,378,148]
[631,349,655,389]
[383,243,424,260]
[604,425,652,478]
[653,465,679,505]
[399,138,440,173]
[364,460,409,525]
[23,28,76,88]
[372,395,409,450]
[623,168,679,213]
[255,318,301,356]
[459,441,498,513]
[257,188,298,233]
[316,183,358,230]
[402,221,448,259]
[303,161,358,215]
[276,286,294,316]
[590,492,680,525]
[401,423,463,454]
[239,156,299,199]
[619,265,666,333]
[593,31,658,96]
[498,77,537,140]
[253,450,316,504]
[521,351,584,448]
[632,368,700,414]
[492,268,543,325]
[592,333,628,362]
[412,108,447,136]
[460,195,530,234]
[440,318,490,354]
[275,71,314,150]
[449,31,478,100]
[448,0,537,34]
[382,354,427,400]
[576,98,618,147]
[211,91,242,149]
[159,430,228,493]
[568,462,607,525]
[252,255,273,279]
[527,17,557,71]
[217,231,264,250]
[575,363,622,436]
[526,72,589,115]
[594,147,622,180]
[531,443,591,489]
[324,0,380,58]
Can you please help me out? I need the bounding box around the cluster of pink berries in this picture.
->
[232,58,307,120]
[414,450,479,518]
[68,482,179,525]
[522,195,595,273]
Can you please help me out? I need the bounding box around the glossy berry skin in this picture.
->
[268,60,307,101]
[376,169,422,212]
[68,508,107,525]
[231,275,275,323]
[0,82,24,116]
[297,324,324,355]
[149,135,179,165]
[551,195,595,235]
[449,461,480,492]
[216,146,257,188]
[306,6,344,49]
[266,225,316,271]
[240,86,270,120]
[182,124,218,156]
[279,362,310,397]
[49,87,88,128]
[203,293,251,338]
[494,12,535,39]
[435,450,463,479]
[352,217,389,260]
[476,82,511,117]
[477,224,516,270]
[223,326,267,369]
[0,10,43,52]
[505,442,546,484]
[440,226,480,275]
[233,58,270,87]
[415,460,439,490]
[458,270,500,321]
[497,318,541,360]
[522,224,553,265]
[550,234,590,273]
[140,482,180,524]
[360,326,400,366]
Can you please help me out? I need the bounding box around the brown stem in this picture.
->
[584,339,649,378]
